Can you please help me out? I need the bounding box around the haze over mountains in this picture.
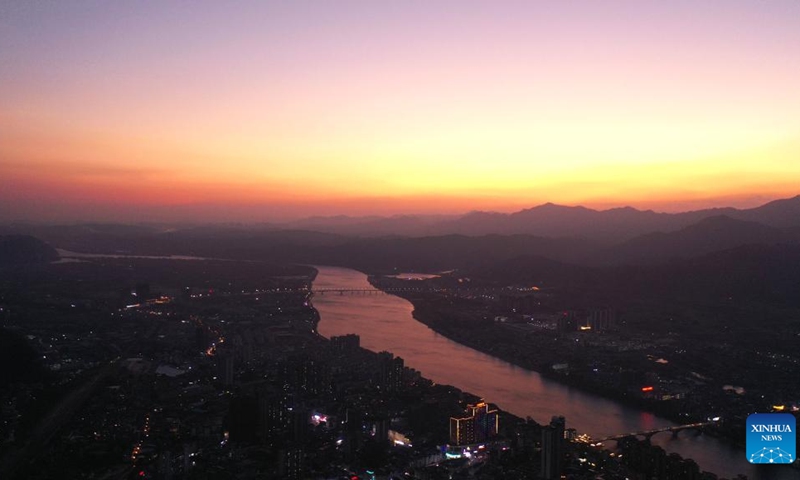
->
[283,195,800,241]
[2,195,800,270]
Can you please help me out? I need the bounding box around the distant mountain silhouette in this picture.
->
[729,195,800,227]
[0,235,59,265]
[3,195,800,269]
[674,243,800,306]
[470,243,800,308]
[470,254,584,287]
[593,215,796,265]
[272,195,800,242]
[308,234,598,272]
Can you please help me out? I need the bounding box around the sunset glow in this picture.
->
[2,1,799,222]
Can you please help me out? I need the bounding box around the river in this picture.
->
[312,265,797,480]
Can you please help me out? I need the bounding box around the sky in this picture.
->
[2,0,799,222]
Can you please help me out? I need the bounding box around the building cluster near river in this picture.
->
[1,256,798,479]
[316,266,799,480]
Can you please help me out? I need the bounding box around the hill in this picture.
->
[0,235,59,266]
[593,215,795,265]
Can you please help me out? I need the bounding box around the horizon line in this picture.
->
[2,193,797,227]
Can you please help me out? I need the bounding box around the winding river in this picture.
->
[313,265,798,480]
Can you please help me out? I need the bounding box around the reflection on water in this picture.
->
[313,265,799,479]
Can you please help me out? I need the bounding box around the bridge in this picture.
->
[592,419,721,444]
[311,287,431,295]
[309,287,514,295]
[210,287,433,298]
[216,286,522,298]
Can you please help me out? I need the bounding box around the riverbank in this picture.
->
[312,265,779,478]
[310,266,741,479]
[379,287,745,447]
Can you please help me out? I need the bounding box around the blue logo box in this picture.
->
[746,413,795,464]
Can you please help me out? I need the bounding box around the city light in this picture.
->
[2,3,797,478]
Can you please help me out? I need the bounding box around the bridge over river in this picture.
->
[311,265,786,479]
[591,419,722,444]
[312,287,422,295]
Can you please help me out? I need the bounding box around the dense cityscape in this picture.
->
[1,227,799,478]
[2,1,800,479]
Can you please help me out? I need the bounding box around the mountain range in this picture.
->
[279,195,800,242]
[2,195,799,269]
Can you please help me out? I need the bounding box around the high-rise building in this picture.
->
[377,351,404,392]
[541,416,565,479]
[278,447,304,479]
[344,408,364,459]
[279,356,330,395]
[330,334,360,354]
[450,416,475,446]
[449,401,499,445]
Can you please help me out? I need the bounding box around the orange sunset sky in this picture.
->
[2,1,799,222]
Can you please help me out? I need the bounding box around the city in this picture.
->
[1,238,799,478]
[2,1,800,479]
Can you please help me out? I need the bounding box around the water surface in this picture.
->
[313,265,797,479]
